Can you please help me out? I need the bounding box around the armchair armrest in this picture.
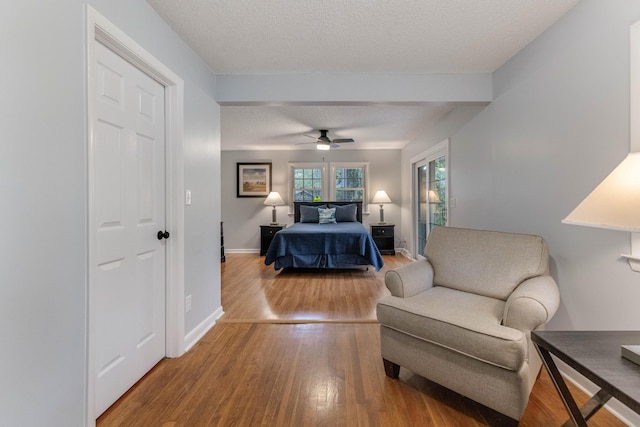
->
[503,275,560,332]
[384,260,434,298]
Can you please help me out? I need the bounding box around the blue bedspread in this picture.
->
[264,222,384,271]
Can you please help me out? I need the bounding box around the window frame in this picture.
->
[329,162,370,212]
[288,162,329,212]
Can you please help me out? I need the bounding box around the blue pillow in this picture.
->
[329,204,358,222]
[318,207,337,224]
[299,204,326,223]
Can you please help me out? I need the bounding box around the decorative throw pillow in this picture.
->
[299,204,326,223]
[318,207,337,224]
[330,204,358,222]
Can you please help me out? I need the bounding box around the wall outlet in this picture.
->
[449,197,457,208]
[185,294,192,312]
[185,190,192,206]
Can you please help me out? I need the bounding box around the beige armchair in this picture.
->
[377,226,560,422]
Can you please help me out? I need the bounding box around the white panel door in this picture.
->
[92,41,166,416]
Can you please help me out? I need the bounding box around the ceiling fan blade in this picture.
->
[332,138,354,143]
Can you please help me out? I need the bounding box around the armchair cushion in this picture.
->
[425,226,549,300]
[377,287,527,371]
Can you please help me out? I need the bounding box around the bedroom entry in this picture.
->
[413,139,448,259]
[90,40,167,415]
[87,8,186,422]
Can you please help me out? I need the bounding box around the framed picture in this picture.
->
[237,162,272,197]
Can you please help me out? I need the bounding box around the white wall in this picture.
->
[402,1,640,422]
[443,0,640,331]
[222,149,402,251]
[183,87,222,334]
[398,105,487,256]
[402,0,640,330]
[0,1,221,425]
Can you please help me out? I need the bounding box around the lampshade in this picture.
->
[263,191,285,206]
[428,190,441,203]
[371,190,392,204]
[563,153,640,232]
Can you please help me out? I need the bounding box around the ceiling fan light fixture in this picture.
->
[316,142,331,150]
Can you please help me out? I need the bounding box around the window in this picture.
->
[294,167,323,201]
[334,167,364,201]
[330,162,369,208]
[288,162,370,212]
[288,162,328,207]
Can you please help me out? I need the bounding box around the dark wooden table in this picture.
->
[531,330,640,427]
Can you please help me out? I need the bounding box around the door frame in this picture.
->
[413,157,429,260]
[85,6,185,425]
[410,139,449,259]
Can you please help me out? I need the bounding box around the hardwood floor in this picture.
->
[220,253,408,323]
[97,253,625,426]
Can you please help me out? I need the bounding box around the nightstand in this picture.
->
[260,224,286,256]
[370,224,395,255]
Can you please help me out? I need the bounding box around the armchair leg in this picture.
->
[383,358,400,379]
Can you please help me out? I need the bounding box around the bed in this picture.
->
[264,201,384,271]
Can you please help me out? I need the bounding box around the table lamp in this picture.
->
[371,190,392,224]
[562,152,640,365]
[563,152,640,271]
[264,191,285,225]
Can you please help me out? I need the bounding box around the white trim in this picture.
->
[184,307,224,352]
[631,21,640,153]
[556,360,640,426]
[287,162,328,212]
[409,139,449,166]
[86,6,185,426]
[396,248,413,259]
[629,21,640,264]
[225,249,261,254]
[409,139,449,259]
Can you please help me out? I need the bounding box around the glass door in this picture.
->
[413,141,448,259]
[428,156,447,232]
[416,160,428,258]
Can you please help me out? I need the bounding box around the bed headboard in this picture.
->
[294,201,363,223]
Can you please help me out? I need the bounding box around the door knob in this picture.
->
[157,230,170,240]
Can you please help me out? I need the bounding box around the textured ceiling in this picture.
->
[147,0,578,74]
[221,104,455,151]
[146,0,579,150]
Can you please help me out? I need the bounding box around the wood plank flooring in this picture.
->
[97,253,625,426]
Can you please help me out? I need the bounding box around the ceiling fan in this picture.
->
[301,129,355,150]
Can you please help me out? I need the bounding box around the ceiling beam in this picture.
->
[215,73,492,106]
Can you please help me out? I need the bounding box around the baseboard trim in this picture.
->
[225,249,260,254]
[395,248,412,259]
[557,360,640,426]
[219,318,379,324]
[184,306,224,352]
